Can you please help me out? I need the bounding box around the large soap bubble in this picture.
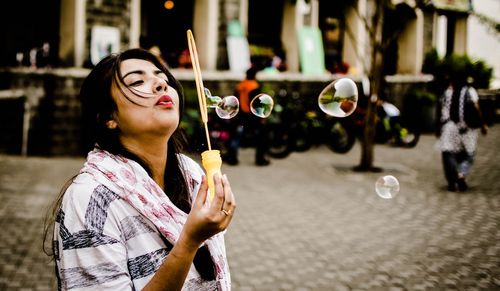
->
[215,95,239,119]
[318,78,358,117]
[250,93,274,118]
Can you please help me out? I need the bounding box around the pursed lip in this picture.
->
[155,95,174,108]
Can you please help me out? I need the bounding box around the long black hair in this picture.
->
[79,48,192,212]
[44,48,215,280]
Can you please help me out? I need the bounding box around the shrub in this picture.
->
[422,49,493,90]
[405,87,437,107]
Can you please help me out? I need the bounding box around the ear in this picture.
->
[106,120,118,129]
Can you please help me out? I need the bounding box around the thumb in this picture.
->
[193,175,209,208]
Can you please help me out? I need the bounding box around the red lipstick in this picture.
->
[156,95,174,108]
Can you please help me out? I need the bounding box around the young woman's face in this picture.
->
[111,58,180,140]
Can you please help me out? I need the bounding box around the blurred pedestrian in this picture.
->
[224,67,271,166]
[436,77,488,192]
[44,48,235,290]
[177,48,192,69]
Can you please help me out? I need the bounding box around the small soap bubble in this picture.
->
[216,95,239,119]
[204,87,212,97]
[375,175,400,199]
[250,93,274,118]
[318,78,358,117]
[204,88,221,108]
[204,87,240,119]
[207,95,222,108]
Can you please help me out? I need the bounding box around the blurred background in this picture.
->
[0,0,498,156]
[0,0,499,290]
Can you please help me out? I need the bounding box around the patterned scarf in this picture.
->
[80,148,230,290]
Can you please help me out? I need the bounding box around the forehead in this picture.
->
[121,59,161,76]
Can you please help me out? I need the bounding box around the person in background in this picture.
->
[436,76,488,192]
[44,48,235,290]
[260,55,281,75]
[224,67,271,166]
[177,48,192,69]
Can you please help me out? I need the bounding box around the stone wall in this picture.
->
[0,68,86,156]
[84,0,131,66]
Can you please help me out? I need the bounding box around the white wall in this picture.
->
[468,0,500,89]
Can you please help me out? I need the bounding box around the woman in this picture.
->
[44,48,236,290]
[436,78,488,192]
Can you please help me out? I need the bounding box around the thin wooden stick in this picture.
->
[187,30,212,150]
[187,30,206,122]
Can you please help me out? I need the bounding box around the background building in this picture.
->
[1,0,489,78]
[467,0,500,88]
[1,0,496,156]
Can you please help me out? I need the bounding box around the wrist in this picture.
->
[176,231,202,254]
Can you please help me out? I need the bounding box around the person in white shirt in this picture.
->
[44,48,236,290]
[436,78,488,192]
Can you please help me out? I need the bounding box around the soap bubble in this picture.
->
[250,93,274,118]
[204,87,239,119]
[375,175,400,199]
[215,95,239,119]
[204,88,221,108]
[318,78,358,117]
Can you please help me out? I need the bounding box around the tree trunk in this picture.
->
[354,0,385,172]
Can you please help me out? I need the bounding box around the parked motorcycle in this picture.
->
[266,91,419,159]
[373,100,420,147]
[183,88,420,160]
[266,89,356,158]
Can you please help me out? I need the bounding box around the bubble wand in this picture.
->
[187,29,222,202]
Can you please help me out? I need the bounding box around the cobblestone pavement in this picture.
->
[0,126,499,290]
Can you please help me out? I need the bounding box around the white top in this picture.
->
[53,154,222,290]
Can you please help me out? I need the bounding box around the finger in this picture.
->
[221,174,236,217]
[193,175,208,208]
[221,174,234,209]
[210,173,225,210]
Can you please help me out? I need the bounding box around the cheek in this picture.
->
[169,90,182,119]
[168,86,181,103]
[115,108,147,132]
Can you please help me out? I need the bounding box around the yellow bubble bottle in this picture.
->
[201,149,222,202]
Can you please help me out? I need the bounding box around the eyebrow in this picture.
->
[123,70,144,78]
[123,69,167,79]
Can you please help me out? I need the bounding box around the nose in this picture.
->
[152,77,167,94]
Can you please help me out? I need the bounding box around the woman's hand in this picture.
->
[181,174,236,248]
[144,175,235,290]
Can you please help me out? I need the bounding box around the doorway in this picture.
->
[0,0,61,67]
[247,0,285,70]
[141,0,195,68]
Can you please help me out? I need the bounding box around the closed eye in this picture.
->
[128,80,143,87]
[154,70,169,83]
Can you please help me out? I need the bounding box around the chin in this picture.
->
[160,123,178,136]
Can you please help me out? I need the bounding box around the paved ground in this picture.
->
[0,126,499,290]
